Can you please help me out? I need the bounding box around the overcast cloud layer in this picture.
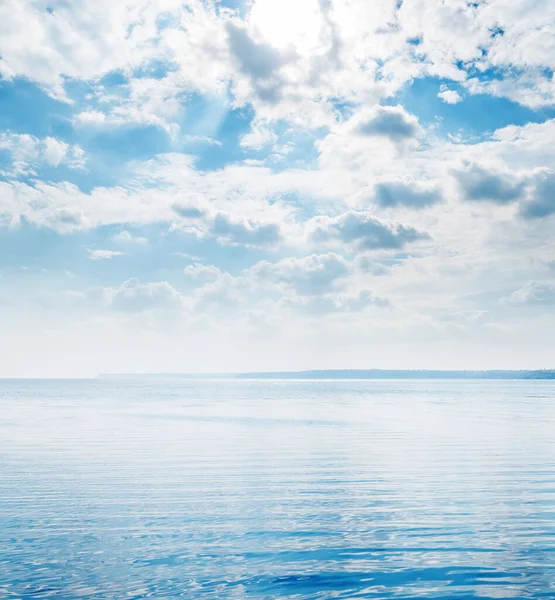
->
[1,0,555,376]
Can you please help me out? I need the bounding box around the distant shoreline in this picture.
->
[98,369,555,380]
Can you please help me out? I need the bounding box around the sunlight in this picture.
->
[249,0,325,54]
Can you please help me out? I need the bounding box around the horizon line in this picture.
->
[95,368,555,380]
[3,368,555,381]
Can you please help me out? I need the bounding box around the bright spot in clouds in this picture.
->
[249,0,325,53]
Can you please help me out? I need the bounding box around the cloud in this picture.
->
[315,105,422,172]
[184,263,225,284]
[354,106,420,142]
[437,89,462,104]
[112,231,148,245]
[0,132,85,176]
[343,289,390,311]
[454,163,528,204]
[226,22,290,104]
[507,281,555,306]
[107,279,185,313]
[283,289,390,315]
[520,172,555,219]
[6,2,555,374]
[374,181,442,209]
[43,137,72,167]
[240,122,277,150]
[210,212,282,247]
[0,155,297,240]
[2,0,555,129]
[87,249,126,260]
[74,110,107,126]
[355,255,391,275]
[0,0,199,98]
[307,211,429,251]
[192,272,244,312]
[171,202,287,249]
[172,204,205,219]
[251,253,349,295]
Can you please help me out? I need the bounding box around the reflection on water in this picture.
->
[1,378,554,598]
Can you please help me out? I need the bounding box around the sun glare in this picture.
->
[249,0,325,54]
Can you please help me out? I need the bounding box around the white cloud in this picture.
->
[507,281,555,306]
[74,111,107,126]
[354,105,420,142]
[1,0,555,128]
[184,263,225,283]
[2,93,555,372]
[0,133,85,176]
[520,171,555,219]
[4,2,555,373]
[107,279,185,312]
[240,122,277,150]
[0,0,187,98]
[374,181,443,209]
[192,272,244,311]
[307,211,429,251]
[250,253,350,295]
[282,289,390,315]
[438,89,462,104]
[210,212,282,247]
[454,163,529,204]
[113,231,148,245]
[43,137,70,167]
[87,249,126,260]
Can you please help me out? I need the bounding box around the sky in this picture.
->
[1,0,555,376]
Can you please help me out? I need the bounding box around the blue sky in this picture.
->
[1,0,555,376]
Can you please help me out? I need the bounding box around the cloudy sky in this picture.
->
[1,0,555,376]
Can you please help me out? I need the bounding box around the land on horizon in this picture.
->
[98,369,555,380]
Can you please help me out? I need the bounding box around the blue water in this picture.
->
[1,379,554,599]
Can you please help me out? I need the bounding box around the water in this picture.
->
[1,378,554,599]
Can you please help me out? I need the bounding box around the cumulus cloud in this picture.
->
[172,204,205,219]
[226,22,291,104]
[0,155,297,241]
[355,255,391,276]
[1,0,555,128]
[0,133,85,176]
[307,212,429,251]
[315,105,422,172]
[437,89,462,104]
[355,106,420,142]
[192,272,244,311]
[107,279,185,313]
[184,263,225,284]
[0,0,197,97]
[210,212,282,247]
[240,122,277,150]
[454,163,528,204]
[5,1,555,372]
[520,172,555,219]
[374,181,443,209]
[251,253,350,295]
[54,278,188,317]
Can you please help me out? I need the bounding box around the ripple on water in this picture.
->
[0,379,554,598]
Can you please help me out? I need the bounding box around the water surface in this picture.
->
[1,379,554,598]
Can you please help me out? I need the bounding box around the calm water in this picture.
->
[1,379,555,599]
